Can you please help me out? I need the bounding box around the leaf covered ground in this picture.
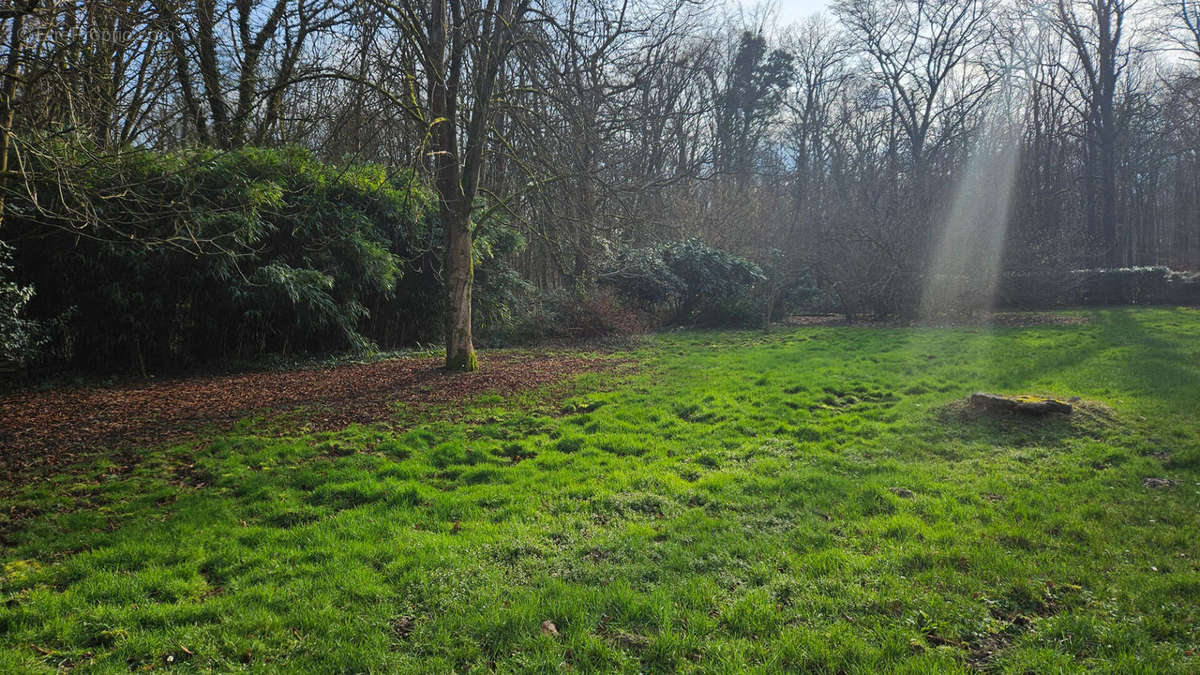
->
[0,351,617,479]
[1,308,1198,672]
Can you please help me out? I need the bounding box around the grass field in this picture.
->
[1,308,1198,672]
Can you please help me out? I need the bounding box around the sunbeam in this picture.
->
[920,109,1023,321]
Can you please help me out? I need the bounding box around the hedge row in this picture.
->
[996,267,1200,309]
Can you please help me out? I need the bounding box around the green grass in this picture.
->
[2,308,1199,672]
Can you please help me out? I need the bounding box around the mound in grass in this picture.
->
[938,395,1118,448]
[969,392,1074,415]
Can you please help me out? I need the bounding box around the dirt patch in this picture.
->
[983,312,1090,327]
[391,616,415,640]
[964,584,1074,670]
[606,629,651,650]
[787,312,1089,328]
[914,312,1090,328]
[786,314,847,326]
[0,350,624,481]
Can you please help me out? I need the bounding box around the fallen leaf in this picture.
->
[0,353,623,483]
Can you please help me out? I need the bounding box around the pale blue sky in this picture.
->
[737,0,832,25]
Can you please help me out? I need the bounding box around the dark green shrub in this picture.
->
[598,246,686,307]
[472,219,535,345]
[996,267,1200,309]
[0,241,43,366]
[661,239,764,326]
[599,239,765,328]
[8,145,436,370]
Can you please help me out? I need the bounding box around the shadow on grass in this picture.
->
[961,308,1200,420]
[1087,308,1200,409]
[933,399,1118,448]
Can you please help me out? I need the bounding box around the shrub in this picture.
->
[996,267,1200,309]
[548,287,655,339]
[598,246,685,308]
[7,145,437,370]
[471,219,535,345]
[662,239,765,325]
[599,239,765,328]
[483,284,656,345]
[0,241,43,366]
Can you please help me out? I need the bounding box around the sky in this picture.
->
[737,0,832,25]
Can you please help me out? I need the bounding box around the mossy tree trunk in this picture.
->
[420,0,526,372]
[444,206,477,371]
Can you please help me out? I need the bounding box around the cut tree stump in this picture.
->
[969,393,1072,416]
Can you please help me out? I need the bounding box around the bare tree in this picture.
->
[1161,0,1200,61]
[155,0,345,148]
[1051,0,1137,266]
[0,1,35,228]
[369,0,533,371]
[835,0,997,176]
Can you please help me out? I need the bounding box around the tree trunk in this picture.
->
[444,204,477,371]
[1097,101,1120,268]
[0,2,28,228]
[763,285,779,333]
[1097,4,1120,269]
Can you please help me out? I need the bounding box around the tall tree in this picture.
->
[713,31,793,183]
[156,0,343,148]
[0,1,34,228]
[1053,0,1136,266]
[375,0,533,371]
[836,0,996,176]
[1162,0,1200,61]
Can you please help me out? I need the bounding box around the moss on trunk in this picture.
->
[445,348,478,372]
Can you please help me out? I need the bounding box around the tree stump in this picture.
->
[969,393,1072,416]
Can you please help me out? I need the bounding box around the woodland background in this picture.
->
[1,0,1198,372]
